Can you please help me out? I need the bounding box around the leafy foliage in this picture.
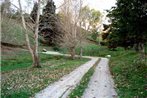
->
[108,0,147,51]
[39,0,61,45]
[80,6,101,31]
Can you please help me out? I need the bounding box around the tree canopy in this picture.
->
[107,0,147,51]
[80,6,101,31]
[38,0,61,45]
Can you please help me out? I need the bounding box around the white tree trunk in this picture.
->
[18,0,41,67]
[33,0,41,67]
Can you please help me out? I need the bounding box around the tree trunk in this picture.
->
[18,0,41,68]
[33,0,41,68]
[70,47,75,60]
[80,47,83,59]
[134,43,144,53]
[32,52,40,68]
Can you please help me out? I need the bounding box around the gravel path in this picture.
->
[35,51,117,98]
[35,52,99,98]
[82,58,117,98]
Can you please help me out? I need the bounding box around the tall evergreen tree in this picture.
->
[108,0,147,51]
[39,0,60,45]
[30,2,38,22]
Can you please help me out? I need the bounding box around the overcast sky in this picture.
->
[9,0,116,25]
[54,0,116,12]
[10,0,116,13]
[84,0,116,11]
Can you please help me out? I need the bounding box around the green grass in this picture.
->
[1,51,55,72]
[1,51,89,98]
[2,52,31,72]
[75,43,124,57]
[110,51,147,98]
[69,59,100,98]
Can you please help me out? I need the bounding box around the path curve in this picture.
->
[35,51,117,98]
[35,51,99,98]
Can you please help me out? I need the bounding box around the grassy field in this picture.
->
[1,50,88,98]
[59,43,146,98]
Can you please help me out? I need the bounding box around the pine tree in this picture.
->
[30,2,38,22]
[39,0,60,45]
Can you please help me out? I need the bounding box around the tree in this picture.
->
[89,9,101,43]
[90,9,101,29]
[79,6,91,31]
[80,6,101,32]
[59,0,83,59]
[39,0,61,45]
[58,3,101,59]
[80,6,101,44]
[30,2,38,22]
[18,0,41,68]
[77,2,88,58]
[108,0,147,52]
[1,0,11,15]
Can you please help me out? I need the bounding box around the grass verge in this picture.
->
[68,59,100,98]
[110,51,147,98]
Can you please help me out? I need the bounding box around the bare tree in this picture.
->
[77,1,89,58]
[57,0,90,59]
[58,0,85,59]
[18,0,41,68]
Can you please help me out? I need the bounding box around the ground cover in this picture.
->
[1,51,88,98]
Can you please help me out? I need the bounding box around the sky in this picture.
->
[7,0,116,26]
[54,0,116,12]
[9,0,116,13]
